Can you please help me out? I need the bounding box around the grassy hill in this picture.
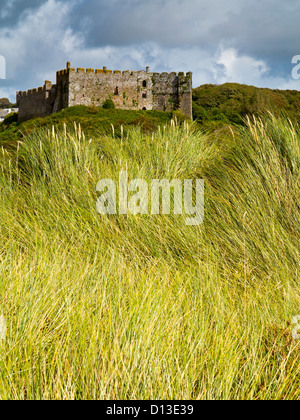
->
[0,105,176,150]
[193,83,300,126]
[2,82,300,150]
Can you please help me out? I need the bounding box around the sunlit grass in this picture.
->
[0,115,300,399]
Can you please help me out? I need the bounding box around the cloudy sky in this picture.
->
[0,0,300,101]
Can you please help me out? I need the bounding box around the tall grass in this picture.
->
[0,115,299,399]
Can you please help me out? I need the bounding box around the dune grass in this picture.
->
[0,115,299,399]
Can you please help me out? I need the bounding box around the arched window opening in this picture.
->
[142,93,147,99]
[142,107,147,110]
[142,80,147,88]
[114,86,119,96]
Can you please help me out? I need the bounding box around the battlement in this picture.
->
[152,71,192,77]
[57,69,69,76]
[17,81,55,99]
[17,61,193,122]
[56,64,192,78]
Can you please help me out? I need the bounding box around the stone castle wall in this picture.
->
[17,63,193,122]
[17,82,56,122]
[67,67,154,111]
[151,71,193,116]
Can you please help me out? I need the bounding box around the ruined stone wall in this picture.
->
[66,66,192,117]
[17,82,56,122]
[67,67,153,111]
[151,71,192,119]
[178,72,193,119]
[53,69,70,113]
[152,72,179,113]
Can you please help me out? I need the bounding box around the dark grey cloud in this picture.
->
[0,0,48,25]
[70,0,233,48]
[211,0,300,71]
[0,0,299,101]
[68,0,300,78]
[70,0,300,53]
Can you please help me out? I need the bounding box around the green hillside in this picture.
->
[2,83,300,148]
[193,83,300,126]
[0,105,175,150]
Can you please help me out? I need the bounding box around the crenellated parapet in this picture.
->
[17,80,57,122]
[56,65,190,78]
[17,85,45,99]
[17,81,55,101]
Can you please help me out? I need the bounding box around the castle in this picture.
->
[16,63,193,123]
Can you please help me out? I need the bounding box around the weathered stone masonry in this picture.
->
[16,63,193,122]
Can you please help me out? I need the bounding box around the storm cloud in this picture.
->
[0,0,299,101]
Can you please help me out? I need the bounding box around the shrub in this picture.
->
[87,106,98,114]
[102,99,115,109]
[3,112,18,125]
[171,110,190,124]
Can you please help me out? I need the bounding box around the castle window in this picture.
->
[142,80,147,88]
[142,93,147,99]
[114,86,119,96]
